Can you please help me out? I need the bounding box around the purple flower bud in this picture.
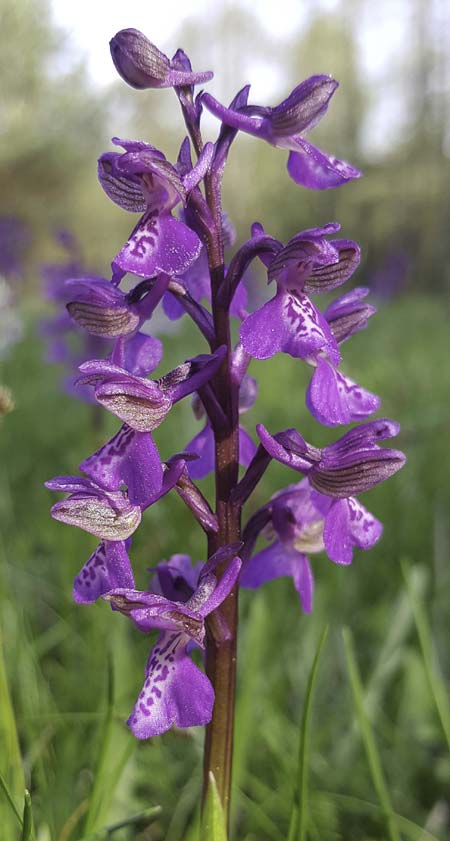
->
[110,29,213,90]
[110,29,171,88]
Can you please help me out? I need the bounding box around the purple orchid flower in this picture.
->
[255,418,406,498]
[305,287,380,426]
[104,551,241,738]
[202,77,361,189]
[110,29,213,90]
[64,273,168,339]
[46,454,186,540]
[241,477,383,605]
[75,347,226,432]
[185,375,257,480]
[239,223,360,364]
[98,138,213,279]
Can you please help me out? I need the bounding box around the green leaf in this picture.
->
[0,770,22,825]
[288,624,329,841]
[342,627,402,841]
[200,772,228,841]
[83,653,116,835]
[322,792,442,841]
[402,561,450,754]
[0,625,25,798]
[21,790,33,841]
[77,806,161,840]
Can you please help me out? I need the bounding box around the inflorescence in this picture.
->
[46,28,405,740]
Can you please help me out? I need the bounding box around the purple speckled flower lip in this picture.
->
[45,27,405,745]
[104,552,241,738]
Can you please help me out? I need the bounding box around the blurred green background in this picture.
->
[1,0,450,839]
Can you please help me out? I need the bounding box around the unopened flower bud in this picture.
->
[110,29,213,90]
[110,29,170,89]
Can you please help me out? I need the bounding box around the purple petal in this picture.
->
[163,290,186,320]
[271,481,325,551]
[73,540,135,604]
[267,235,339,290]
[322,418,401,465]
[50,493,141,540]
[116,333,163,376]
[198,556,242,617]
[201,92,266,138]
[77,358,129,379]
[152,554,200,601]
[306,358,380,426]
[241,291,339,363]
[93,377,172,432]
[291,554,314,613]
[240,293,287,359]
[114,212,201,278]
[310,419,406,498]
[163,246,210,320]
[269,76,338,137]
[80,425,163,507]
[239,375,258,413]
[241,541,313,613]
[324,287,376,344]
[185,423,215,480]
[323,497,383,565]
[182,142,214,191]
[287,138,362,189]
[127,632,214,738]
[241,540,300,587]
[45,475,98,494]
[64,278,140,339]
[166,347,226,404]
[304,239,361,295]
[106,588,203,638]
[98,152,146,212]
[141,455,186,514]
[256,424,313,472]
[230,278,248,318]
[239,426,256,466]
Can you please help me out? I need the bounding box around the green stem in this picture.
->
[202,169,241,831]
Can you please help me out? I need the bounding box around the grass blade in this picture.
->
[232,593,268,818]
[21,790,34,841]
[288,624,329,841]
[342,627,401,841]
[322,791,442,841]
[0,624,25,797]
[83,653,115,835]
[200,772,228,841]
[402,561,450,753]
[0,769,22,825]
[77,805,161,840]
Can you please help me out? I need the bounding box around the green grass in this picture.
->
[1,293,450,839]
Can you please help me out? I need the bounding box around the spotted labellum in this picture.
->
[46,25,405,779]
